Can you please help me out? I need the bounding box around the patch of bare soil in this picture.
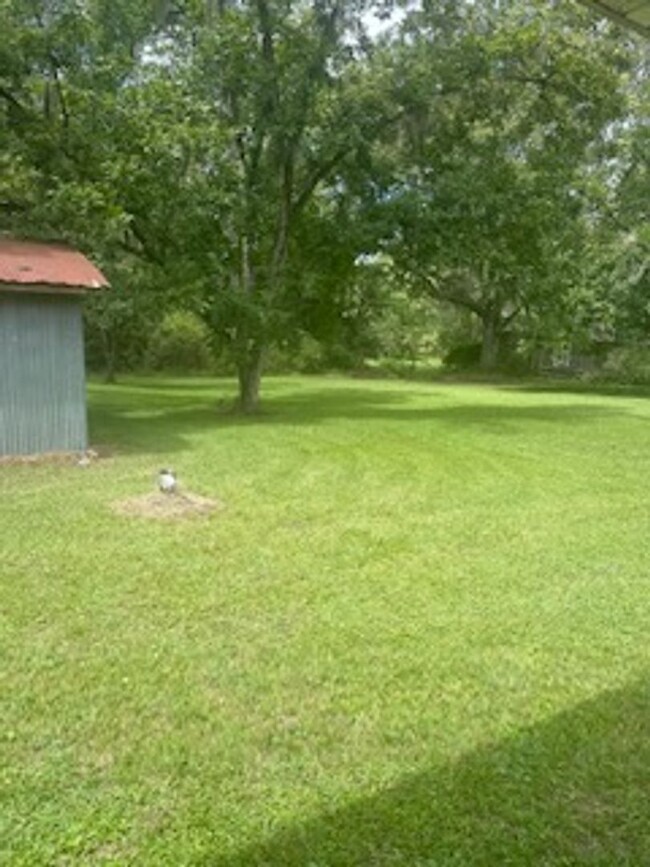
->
[111,491,222,520]
[0,446,112,467]
[0,451,78,466]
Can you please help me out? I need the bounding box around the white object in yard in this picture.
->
[77,449,98,468]
[158,468,177,494]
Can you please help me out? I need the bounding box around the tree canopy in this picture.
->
[1,0,647,403]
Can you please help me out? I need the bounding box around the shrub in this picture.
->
[264,337,354,375]
[601,346,650,385]
[146,310,214,373]
[293,336,329,373]
[443,342,482,370]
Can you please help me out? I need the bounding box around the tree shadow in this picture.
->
[209,677,650,866]
[87,381,648,455]
[502,380,650,400]
[269,387,641,426]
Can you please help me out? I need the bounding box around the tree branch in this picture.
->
[418,270,486,317]
[47,51,70,128]
[0,86,30,116]
[292,144,351,216]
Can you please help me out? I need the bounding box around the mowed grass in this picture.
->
[1,375,649,866]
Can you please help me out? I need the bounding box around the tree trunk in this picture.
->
[101,329,117,384]
[480,314,501,370]
[104,345,117,384]
[236,345,264,413]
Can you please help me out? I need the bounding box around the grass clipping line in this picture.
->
[111,491,221,520]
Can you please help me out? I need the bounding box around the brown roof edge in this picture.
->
[0,238,110,290]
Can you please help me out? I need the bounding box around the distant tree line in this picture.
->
[1,1,648,406]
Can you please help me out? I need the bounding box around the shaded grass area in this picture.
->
[217,679,650,866]
[1,375,649,864]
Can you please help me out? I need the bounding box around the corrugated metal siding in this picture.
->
[0,292,88,455]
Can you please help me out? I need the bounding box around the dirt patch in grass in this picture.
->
[0,450,82,466]
[111,491,222,520]
[0,446,113,467]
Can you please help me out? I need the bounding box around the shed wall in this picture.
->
[0,292,88,456]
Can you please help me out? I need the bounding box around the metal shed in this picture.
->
[0,239,109,457]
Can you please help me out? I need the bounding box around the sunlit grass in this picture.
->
[2,375,649,864]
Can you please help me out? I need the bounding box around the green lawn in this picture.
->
[2,375,649,865]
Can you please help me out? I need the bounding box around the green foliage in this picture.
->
[263,336,361,375]
[357,261,440,363]
[146,310,215,373]
[601,346,650,385]
[378,0,641,369]
[292,335,330,374]
[84,286,148,378]
[171,0,388,408]
[83,258,166,380]
[1,0,647,398]
[443,342,483,371]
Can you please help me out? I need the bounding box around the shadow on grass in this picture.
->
[268,388,641,425]
[358,367,650,401]
[209,678,650,866]
[87,380,647,455]
[502,379,650,400]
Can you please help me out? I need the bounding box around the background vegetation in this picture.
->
[2,3,649,860]
[1,0,648,403]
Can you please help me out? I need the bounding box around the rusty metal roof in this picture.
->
[580,0,650,36]
[0,239,109,290]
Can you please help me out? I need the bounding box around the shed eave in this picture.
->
[0,282,93,296]
[0,239,110,289]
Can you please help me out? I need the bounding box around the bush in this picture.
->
[84,286,161,377]
[367,357,442,380]
[443,342,482,370]
[264,337,357,375]
[293,336,330,373]
[601,346,650,385]
[146,311,215,373]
